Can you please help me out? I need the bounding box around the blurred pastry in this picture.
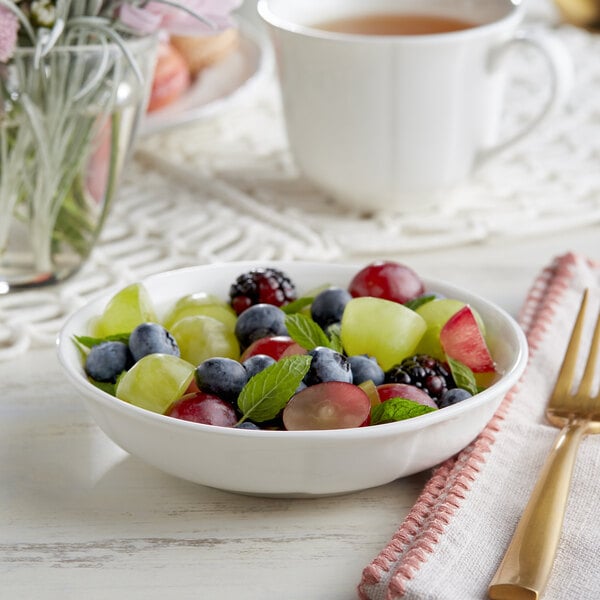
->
[148,42,191,112]
[170,28,239,77]
[553,0,600,28]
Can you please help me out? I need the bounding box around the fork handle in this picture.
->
[488,420,587,599]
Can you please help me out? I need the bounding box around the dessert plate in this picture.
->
[140,18,273,137]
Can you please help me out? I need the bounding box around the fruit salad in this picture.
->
[74,261,497,431]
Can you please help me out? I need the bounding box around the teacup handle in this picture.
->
[480,27,573,159]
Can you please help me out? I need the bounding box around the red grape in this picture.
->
[168,392,238,426]
[240,335,306,361]
[283,382,371,430]
[376,383,437,408]
[348,261,424,304]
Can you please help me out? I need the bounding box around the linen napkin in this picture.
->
[359,252,600,600]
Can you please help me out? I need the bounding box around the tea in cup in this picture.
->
[258,0,573,211]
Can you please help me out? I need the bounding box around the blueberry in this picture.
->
[310,287,352,329]
[304,346,352,386]
[348,355,385,385]
[234,303,287,349]
[438,387,473,409]
[235,421,261,430]
[128,322,179,362]
[195,357,248,404]
[85,341,132,383]
[243,354,276,380]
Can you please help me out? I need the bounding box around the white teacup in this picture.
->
[258,0,573,212]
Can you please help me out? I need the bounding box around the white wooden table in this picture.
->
[2,225,599,600]
[3,1,600,595]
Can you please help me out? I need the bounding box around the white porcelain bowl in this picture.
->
[57,261,528,497]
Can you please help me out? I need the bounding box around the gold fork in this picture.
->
[489,289,600,600]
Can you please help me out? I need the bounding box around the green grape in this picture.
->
[162,292,237,331]
[414,299,465,360]
[92,283,158,337]
[171,315,240,365]
[415,298,485,360]
[116,353,194,414]
[340,297,426,371]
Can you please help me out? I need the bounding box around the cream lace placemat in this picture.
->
[1,21,599,360]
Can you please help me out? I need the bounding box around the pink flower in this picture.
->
[145,0,243,36]
[119,5,163,35]
[0,6,19,63]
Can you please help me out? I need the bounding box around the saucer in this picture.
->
[140,18,273,137]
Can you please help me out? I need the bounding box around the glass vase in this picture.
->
[0,35,157,293]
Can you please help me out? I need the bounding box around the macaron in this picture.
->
[147,42,191,112]
[170,28,239,77]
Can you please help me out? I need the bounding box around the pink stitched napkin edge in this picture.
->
[357,252,599,600]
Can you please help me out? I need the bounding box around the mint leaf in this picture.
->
[88,378,117,396]
[285,313,331,351]
[237,355,312,423]
[73,338,89,363]
[74,333,130,349]
[326,323,344,354]
[371,397,437,425]
[282,296,314,314]
[446,357,478,395]
[86,369,127,397]
[404,294,437,311]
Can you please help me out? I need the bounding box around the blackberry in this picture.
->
[385,354,455,401]
[229,268,297,315]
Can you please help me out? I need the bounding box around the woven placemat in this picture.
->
[1,19,599,359]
